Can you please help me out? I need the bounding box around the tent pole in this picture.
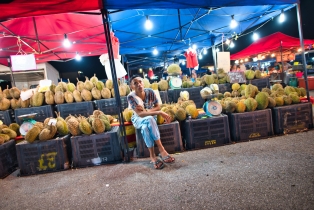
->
[7,58,16,87]
[101,9,130,162]
[280,41,284,72]
[295,3,310,102]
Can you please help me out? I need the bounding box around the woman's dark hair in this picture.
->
[130,74,142,83]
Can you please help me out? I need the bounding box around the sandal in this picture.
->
[152,159,164,170]
[158,154,175,163]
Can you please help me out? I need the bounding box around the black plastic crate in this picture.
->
[94,96,128,115]
[55,101,94,119]
[70,126,122,167]
[272,103,313,135]
[228,109,274,142]
[218,83,232,94]
[15,105,55,125]
[0,140,17,179]
[246,78,270,91]
[0,109,15,125]
[16,135,70,176]
[183,115,231,150]
[168,87,204,108]
[159,91,169,104]
[135,121,183,158]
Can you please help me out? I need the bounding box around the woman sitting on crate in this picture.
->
[127,75,175,169]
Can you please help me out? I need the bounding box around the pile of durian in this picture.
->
[0,123,19,145]
[23,110,115,143]
[0,75,131,111]
[217,83,306,114]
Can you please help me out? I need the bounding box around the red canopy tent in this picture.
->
[230,32,314,61]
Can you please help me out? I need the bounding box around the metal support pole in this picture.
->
[295,3,310,102]
[280,41,284,72]
[101,9,129,162]
[211,37,217,73]
[7,58,16,87]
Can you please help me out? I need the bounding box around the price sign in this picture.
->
[228,72,246,83]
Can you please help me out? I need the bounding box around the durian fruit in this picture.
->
[66,79,76,92]
[91,87,101,100]
[204,75,215,85]
[66,116,81,136]
[92,113,105,134]
[45,90,55,105]
[182,81,188,88]
[76,78,85,92]
[0,136,5,145]
[298,87,306,97]
[293,87,301,96]
[78,116,93,135]
[261,87,271,95]
[232,83,241,91]
[245,70,255,80]
[43,117,53,127]
[193,79,201,87]
[235,101,246,113]
[101,88,111,99]
[25,126,41,143]
[275,96,284,106]
[284,86,296,95]
[0,87,5,100]
[245,84,256,98]
[58,79,67,92]
[175,108,186,121]
[272,84,283,91]
[33,122,44,131]
[10,98,21,109]
[289,93,300,104]
[142,78,151,88]
[9,87,21,99]
[3,86,12,99]
[255,92,269,110]
[90,74,99,86]
[105,79,113,89]
[200,87,212,99]
[225,101,236,113]
[84,77,94,91]
[95,80,105,91]
[9,123,20,136]
[1,128,17,139]
[123,108,133,122]
[73,90,83,102]
[50,83,56,93]
[185,104,198,119]
[55,112,69,136]
[54,91,65,104]
[64,91,74,103]
[224,92,231,98]
[55,85,65,92]
[157,114,164,125]
[231,90,240,97]
[167,64,182,75]
[106,115,114,123]
[164,109,176,122]
[39,124,57,141]
[267,97,276,108]
[283,95,292,105]
[151,82,158,90]
[244,98,258,112]
[0,134,10,142]
[30,91,44,107]
[255,70,262,79]
[119,85,127,96]
[158,79,169,91]
[81,89,92,101]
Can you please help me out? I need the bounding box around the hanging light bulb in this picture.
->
[245,58,248,62]
[271,53,275,57]
[182,60,186,65]
[153,48,158,55]
[203,48,207,55]
[279,10,285,23]
[298,48,302,52]
[75,52,81,61]
[230,42,235,48]
[230,15,238,29]
[215,48,220,52]
[240,60,243,63]
[192,44,197,50]
[199,54,203,59]
[253,57,258,62]
[235,60,239,64]
[253,32,259,41]
[225,39,230,45]
[145,16,153,30]
[63,34,71,48]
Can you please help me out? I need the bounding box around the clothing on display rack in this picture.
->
[184,48,198,68]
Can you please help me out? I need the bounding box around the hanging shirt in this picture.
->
[184,48,198,68]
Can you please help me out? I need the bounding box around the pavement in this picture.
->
[0,90,313,210]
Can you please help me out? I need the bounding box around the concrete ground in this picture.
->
[0,90,313,210]
[1,129,314,210]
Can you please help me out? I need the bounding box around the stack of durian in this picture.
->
[143,78,169,91]
[244,69,267,80]
[23,110,115,143]
[0,85,30,111]
[218,83,306,114]
[0,123,19,145]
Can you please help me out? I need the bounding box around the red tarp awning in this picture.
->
[230,32,314,60]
